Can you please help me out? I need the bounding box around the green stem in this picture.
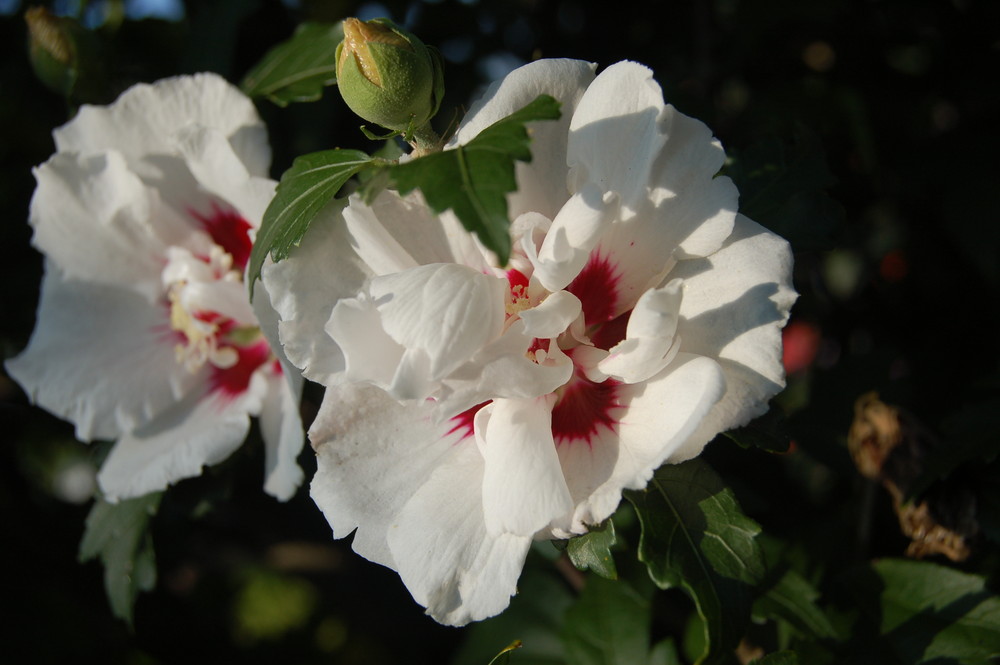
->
[409,122,442,156]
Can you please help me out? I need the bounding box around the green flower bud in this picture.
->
[25,7,106,102]
[336,17,444,138]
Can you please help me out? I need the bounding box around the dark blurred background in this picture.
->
[1,0,998,663]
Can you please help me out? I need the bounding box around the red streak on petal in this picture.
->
[590,310,630,351]
[507,268,529,291]
[446,400,490,441]
[566,253,621,327]
[211,340,272,399]
[190,203,253,271]
[552,365,622,447]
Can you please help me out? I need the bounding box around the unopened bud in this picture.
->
[336,17,444,136]
[25,7,105,102]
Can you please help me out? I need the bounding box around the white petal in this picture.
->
[326,295,405,390]
[568,61,666,210]
[436,320,573,418]
[251,278,305,500]
[370,264,507,384]
[556,353,726,534]
[175,125,276,227]
[477,397,574,537]
[259,199,367,385]
[54,73,269,177]
[598,279,684,383]
[518,290,582,339]
[5,267,198,441]
[454,59,597,221]
[98,389,251,501]
[30,152,164,299]
[530,184,616,292]
[309,384,530,625]
[668,214,796,461]
[258,371,305,501]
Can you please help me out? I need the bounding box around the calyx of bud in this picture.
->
[336,17,444,140]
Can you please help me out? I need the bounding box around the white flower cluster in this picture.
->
[9,60,794,626]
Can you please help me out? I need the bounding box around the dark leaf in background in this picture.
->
[724,125,844,253]
[78,493,162,626]
[844,558,1000,665]
[626,459,765,664]
[723,409,791,454]
[753,568,838,640]
[749,651,800,665]
[560,575,653,665]
[241,22,343,106]
[389,94,562,265]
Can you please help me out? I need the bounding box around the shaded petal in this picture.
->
[454,59,596,220]
[554,353,726,535]
[567,61,666,210]
[477,397,573,537]
[518,290,582,339]
[98,388,253,501]
[175,125,276,227]
[370,264,507,384]
[54,73,269,178]
[668,215,796,461]
[260,199,367,385]
[30,152,164,299]
[309,384,530,625]
[327,295,405,390]
[251,282,305,501]
[258,371,305,501]
[5,267,198,441]
[597,279,683,384]
[528,183,616,292]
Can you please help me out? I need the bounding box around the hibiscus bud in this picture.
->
[25,7,105,101]
[335,17,444,137]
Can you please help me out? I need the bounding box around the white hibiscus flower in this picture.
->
[261,59,795,624]
[6,74,305,502]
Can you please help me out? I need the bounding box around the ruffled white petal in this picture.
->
[5,267,198,441]
[567,62,667,210]
[518,290,582,339]
[98,388,253,501]
[54,73,269,178]
[596,279,684,384]
[667,214,796,462]
[477,396,574,536]
[260,199,365,386]
[309,384,530,625]
[30,152,166,300]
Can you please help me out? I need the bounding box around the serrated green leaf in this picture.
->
[749,651,799,665]
[566,520,618,580]
[79,493,162,626]
[625,459,765,665]
[247,148,375,295]
[753,569,838,639]
[241,22,343,106]
[846,559,1000,665]
[388,94,561,265]
[561,576,652,665]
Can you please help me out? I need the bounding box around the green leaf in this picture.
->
[560,576,652,665]
[749,651,800,665]
[79,493,162,626]
[566,520,618,580]
[241,22,343,106]
[388,94,562,265]
[846,559,1000,665]
[247,148,375,295]
[753,569,838,640]
[625,459,765,665]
